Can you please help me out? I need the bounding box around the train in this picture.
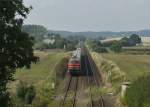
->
[67,48,82,76]
[68,42,84,76]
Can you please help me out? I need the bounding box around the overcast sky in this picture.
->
[24,0,150,32]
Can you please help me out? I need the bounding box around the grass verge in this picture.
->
[9,50,69,107]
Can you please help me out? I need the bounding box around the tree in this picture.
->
[22,25,47,41]
[66,43,76,51]
[129,34,141,44]
[86,39,102,49]
[110,41,122,53]
[120,37,131,46]
[93,47,108,53]
[54,38,66,49]
[120,35,142,47]
[0,1,38,106]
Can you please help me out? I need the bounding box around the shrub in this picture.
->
[25,85,36,104]
[66,43,76,51]
[125,75,150,107]
[16,81,28,101]
[16,81,36,104]
[93,47,108,53]
[110,41,122,53]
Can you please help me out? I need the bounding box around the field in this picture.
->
[102,54,150,81]
[142,37,150,46]
[16,50,65,83]
[9,50,69,107]
[101,37,150,46]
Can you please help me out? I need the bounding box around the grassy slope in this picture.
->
[16,53,58,82]
[18,51,65,81]
[10,50,67,93]
[92,53,150,107]
[102,54,150,81]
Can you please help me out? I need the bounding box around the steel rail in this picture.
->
[60,76,79,107]
[85,55,93,107]
[72,77,79,107]
[85,47,106,107]
[60,76,72,107]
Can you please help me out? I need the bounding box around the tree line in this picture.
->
[87,34,142,53]
[22,25,85,51]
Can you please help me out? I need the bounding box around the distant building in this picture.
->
[43,39,55,44]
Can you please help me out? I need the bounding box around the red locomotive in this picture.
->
[67,48,81,76]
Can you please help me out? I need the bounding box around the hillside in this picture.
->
[23,25,150,39]
[48,29,150,38]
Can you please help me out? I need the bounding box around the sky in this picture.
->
[24,0,150,32]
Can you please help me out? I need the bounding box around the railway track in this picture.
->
[60,44,106,107]
[86,48,106,107]
[60,76,78,107]
[72,77,78,107]
[84,55,93,107]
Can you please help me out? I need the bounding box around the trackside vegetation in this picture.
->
[89,34,150,107]
[86,39,108,53]
[9,51,69,107]
[125,75,150,107]
[101,54,150,107]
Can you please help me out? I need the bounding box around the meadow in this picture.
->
[101,37,150,46]
[102,54,150,81]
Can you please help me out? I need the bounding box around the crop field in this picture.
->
[101,37,150,46]
[142,37,150,46]
[102,54,150,81]
[122,46,150,54]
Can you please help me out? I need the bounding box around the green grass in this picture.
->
[125,75,150,107]
[102,54,150,81]
[9,50,69,107]
[15,51,66,85]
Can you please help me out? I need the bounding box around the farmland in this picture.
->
[101,37,150,46]
[102,54,150,81]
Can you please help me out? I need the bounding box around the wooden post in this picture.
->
[121,82,131,98]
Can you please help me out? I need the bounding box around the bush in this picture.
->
[86,39,107,53]
[93,47,108,53]
[66,43,76,51]
[16,81,28,101]
[125,75,150,107]
[16,81,36,104]
[119,34,141,47]
[110,41,122,53]
[25,85,36,104]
